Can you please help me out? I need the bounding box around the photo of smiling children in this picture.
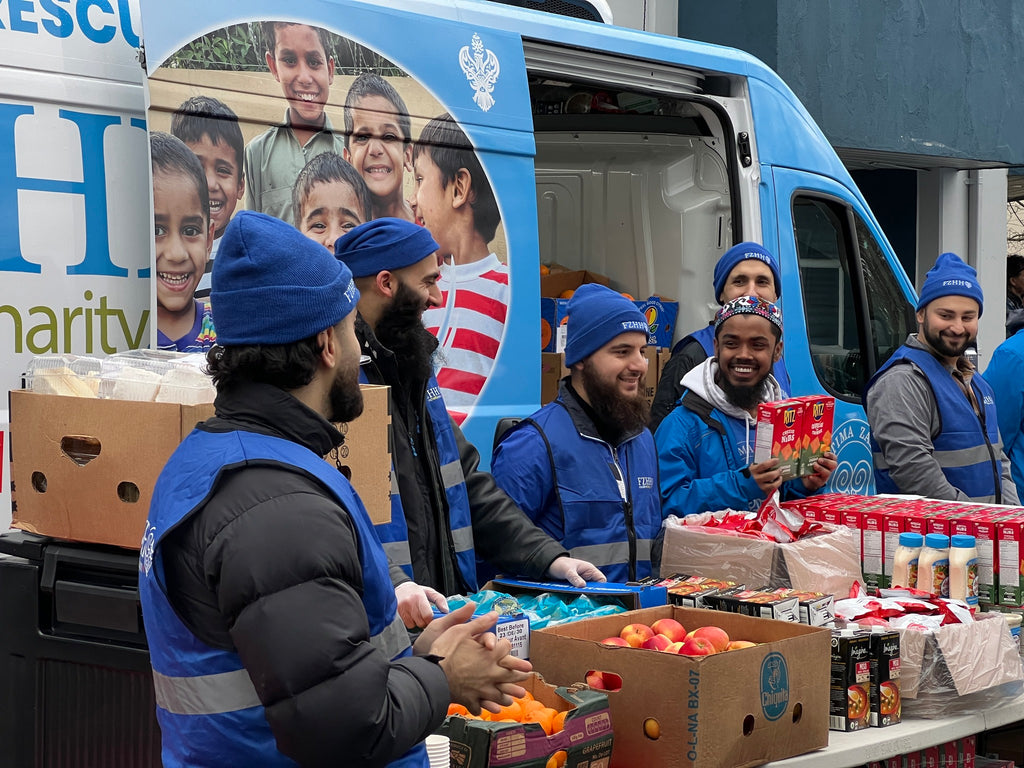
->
[170,95,245,298]
[343,73,415,222]
[292,151,372,251]
[151,132,216,353]
[244,21,347,224]
[417,114,506,424]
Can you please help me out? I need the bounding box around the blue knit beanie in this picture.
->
[211,211,359,345]
[916,252,984,316]
[335,217,439,277]
[712,242,782,304]
[564,284,649,366]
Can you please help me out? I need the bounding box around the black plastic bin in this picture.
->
[0,531,161,767]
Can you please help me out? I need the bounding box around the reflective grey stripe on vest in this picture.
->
[390,470,400,495]
[152,667,261,716]
[873,443,996,471]
[371,613,412,659]
[570,538,653,568]
[440,459,465,490]
[383,539,413,569]
[451,524,473,555]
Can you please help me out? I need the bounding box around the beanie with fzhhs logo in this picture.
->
[564,283,649,366]
[915,252,984,316]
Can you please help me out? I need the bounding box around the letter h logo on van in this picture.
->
[0,105,146,277]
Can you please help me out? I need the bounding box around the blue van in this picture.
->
[135,0,917,494]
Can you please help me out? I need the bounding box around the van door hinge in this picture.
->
[737,131,752,167]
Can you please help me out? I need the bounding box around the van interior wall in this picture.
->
[534,131,731,347]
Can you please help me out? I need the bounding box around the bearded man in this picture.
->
[335,218,605,628]
[491,284,662,582]
[656,295,836,518]
[865,252,1018,503]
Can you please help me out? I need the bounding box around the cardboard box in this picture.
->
[829,630,870,731]
[530,605,830,768]
[640,346,659,408]
[441,673,614,768]
[867,629,901,728]
[753,400,805,480]
[540,268,610,352]
[489,577,667,611]
[541,352,568,404]
[634,295,679,348]
[10,385,392,548]
[659,520,862,599]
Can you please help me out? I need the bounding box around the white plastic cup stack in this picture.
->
[425,733,450,768]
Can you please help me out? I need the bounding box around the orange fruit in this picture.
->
[546,750,568,768]
[525,706,558,735]
[552,710,568,733]
[447,703,471,717]
[621,292,634,300]
[493,699,523,723]
[540,264,551,275]
[559,289,575,299]
[520,699,546,718]
[518,690,535,702]
[541,318,552,349]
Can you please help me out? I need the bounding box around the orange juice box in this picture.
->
[793,395,835,476]
[753,399,805,480]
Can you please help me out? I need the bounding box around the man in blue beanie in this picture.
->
[650,241,791,432]
[656,295,835,518]
[490,284,662,582]
[336,217,605,628]
[865,252,1018,503]
[140,211,531,768]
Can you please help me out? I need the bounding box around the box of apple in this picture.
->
[529,606,830,768]
[598,617,755,659]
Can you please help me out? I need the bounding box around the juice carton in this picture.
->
[866,629,901,727]
[830,629,871,732]
[754,399,805,480]
[920,745,939,768]
[960,733,976,768]
[793,395,834,476]
[938,740,959,768]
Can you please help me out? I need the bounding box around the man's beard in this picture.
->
[718,373,768,412]
[921,320,974,359]
[328,359,363,424]
[579,359,650,438]
[374,279,438,386]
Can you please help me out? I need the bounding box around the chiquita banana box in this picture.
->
[754,400,805,479]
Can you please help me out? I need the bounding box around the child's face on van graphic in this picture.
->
[186,134,244,239]
[299,179,367,251]
[344,94,412,203]
[153,169,213,315]
[413,150,455,255]
[266,24,334,128]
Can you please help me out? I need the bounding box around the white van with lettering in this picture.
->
[1,0,919,529]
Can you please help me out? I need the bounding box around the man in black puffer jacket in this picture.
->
[139,211,531,768]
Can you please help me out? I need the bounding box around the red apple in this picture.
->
[651,618,687,643]
[726,640,757,651]
[600,636,630,647]
[586,670,606,690]
[642,634,673,652]
[620,623,655,648]
[679,636,716,656]
[691,625,731,653]
[665,641,685,653]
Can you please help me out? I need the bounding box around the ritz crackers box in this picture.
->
[793,395,835,476]
[754,400,805,480]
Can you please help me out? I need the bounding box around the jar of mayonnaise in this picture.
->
[890,532,923,589]
[948,534,979,605]
[915,533,950,596]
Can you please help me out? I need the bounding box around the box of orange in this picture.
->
[754,399,805,479]
[793,395,835,476]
